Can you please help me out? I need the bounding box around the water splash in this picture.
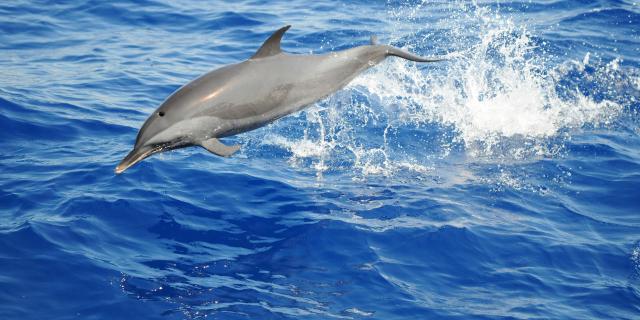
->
[258,1,635,182]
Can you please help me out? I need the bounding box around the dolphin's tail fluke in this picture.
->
[385,46,446,63]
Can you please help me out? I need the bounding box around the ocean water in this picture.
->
[1,0,639,318]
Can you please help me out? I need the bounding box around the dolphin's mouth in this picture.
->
[115,140,188,174]
[115,145,156,174]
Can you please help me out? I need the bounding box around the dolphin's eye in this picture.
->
[158,111,165,117]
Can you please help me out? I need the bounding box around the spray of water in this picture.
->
[255,1,634,182]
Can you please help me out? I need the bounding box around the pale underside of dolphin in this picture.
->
[115,25,445,174]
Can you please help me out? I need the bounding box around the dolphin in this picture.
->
[115,25,444,174]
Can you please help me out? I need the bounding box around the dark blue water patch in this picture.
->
[0,105,80,143]
[0,20,60,38]
[0,38,88,51]
[560,8,640,32]
[30,53,108,64]
[560,167,640,226]
[0,222,181,320]
[197,11,264,31]
[0,97,139,143]
[76,1,197,29]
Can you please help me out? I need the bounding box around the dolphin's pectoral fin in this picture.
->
[251,25,291,59]
[200,138,240,157]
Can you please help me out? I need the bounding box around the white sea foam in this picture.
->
[632,243,640,280]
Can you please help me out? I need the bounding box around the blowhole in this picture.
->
[158,111,165,117]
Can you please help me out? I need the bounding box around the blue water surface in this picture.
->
[1,0,640,319]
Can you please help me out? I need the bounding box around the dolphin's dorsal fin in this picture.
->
[251,25,291,59]
[200,138,240,157]
[370,35,378,45]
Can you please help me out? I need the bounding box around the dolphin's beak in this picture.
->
[115,146,155,174]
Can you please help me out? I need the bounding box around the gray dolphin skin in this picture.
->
[115,25,445,174]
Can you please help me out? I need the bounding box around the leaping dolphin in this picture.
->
[115,25,445,174]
